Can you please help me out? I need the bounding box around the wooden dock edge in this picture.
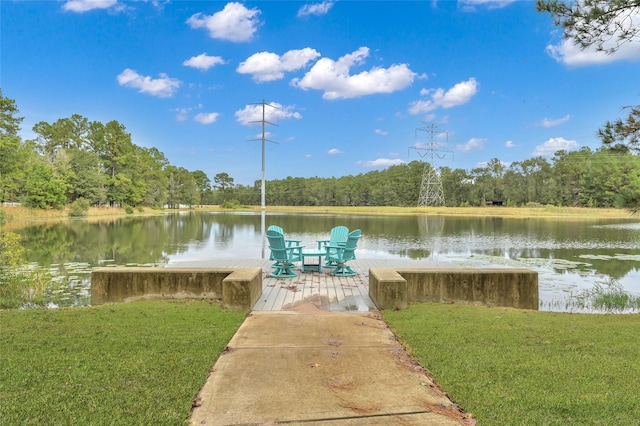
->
[369,267,539,310]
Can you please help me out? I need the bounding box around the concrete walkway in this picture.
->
[188,305,474,425]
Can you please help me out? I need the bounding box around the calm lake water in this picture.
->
[16,211,640,311]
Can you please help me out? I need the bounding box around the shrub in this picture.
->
[68,198,90,217]
[221,200,243,209]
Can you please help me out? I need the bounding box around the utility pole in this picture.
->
[409,123,453,207]
[249,100,278,209]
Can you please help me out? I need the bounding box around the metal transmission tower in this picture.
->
[249,100,278,209]
[409,124,453,207]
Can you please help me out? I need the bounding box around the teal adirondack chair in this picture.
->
[267,225,303,265]
[267,230,303,278]
[317,226,349,267]
[324,229,361,276]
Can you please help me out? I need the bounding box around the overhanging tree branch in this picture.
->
[538,0,640,150]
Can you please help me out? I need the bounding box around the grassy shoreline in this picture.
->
[0,300,247,425]
[384,303,640,424]
[1,205,633,230]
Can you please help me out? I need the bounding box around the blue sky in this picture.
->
[2,1,639,185]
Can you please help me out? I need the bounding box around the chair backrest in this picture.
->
[329,226,349,246]
[341,229,361,261]
[266,230,289,261]
[267,225,284,235]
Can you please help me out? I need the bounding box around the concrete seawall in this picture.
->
[370,268,538,310]
[91,263,538,312]
[91,267,262,310]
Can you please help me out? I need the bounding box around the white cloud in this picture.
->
[358,158,406,168]
[458,0,516,10]
[194,112,220,124]
[409,78,478,114]
[298,1,334,17]
[327,148,343,155]
[249,131,274,141]
[374,129,389,136]
[291,47,416,99]
[186,2,260,42]
[545,9,640,66]
[305,154,312,158]
[183,53,225,71]
[456,137,485,152]
[532,137,578,157]
[62,0,117,12]
[537,114,571,128]
[117,68,181,98]
[237,48,321,82]
[505,140,515,148]
[173,107,191,122]
[548,38,640,65]
[235,102,302,125]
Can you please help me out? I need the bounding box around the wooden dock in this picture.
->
[169,258,443,312]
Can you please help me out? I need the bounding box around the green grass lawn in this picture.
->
[4,300,640,425]
[383,303,640,425]
[0,300,246,425]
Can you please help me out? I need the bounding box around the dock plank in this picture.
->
[169,257,448,312]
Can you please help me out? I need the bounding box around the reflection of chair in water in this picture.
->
[267,225,303,265]
[324,229,361,276]
[267,230,303,278]
[317,226,349,267]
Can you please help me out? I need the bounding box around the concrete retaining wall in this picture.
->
[91,267,262,310]
[370,268,538,310]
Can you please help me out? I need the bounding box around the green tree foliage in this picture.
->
[66,148,107,205]
[599,106,640,151]
[537,0,640,53]
[32,114,92,160]
[24,162,68,209]
[165,166,200,208]
[0,90,28,203]
[191,170,211,206]
[213,172,234,204]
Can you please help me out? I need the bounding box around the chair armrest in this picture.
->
[285,239,302,247]
[316,239,329,249]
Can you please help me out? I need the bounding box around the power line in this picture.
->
[249,100,278,209]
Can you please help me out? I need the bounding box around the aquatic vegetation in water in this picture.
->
[560,279,640,314]
[0,267,49,309]
[579,253,640,262]
[2,261,168,309]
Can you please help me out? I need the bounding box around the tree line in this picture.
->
[0,91,221,210]
[2,90,639,210]
[224,149,640,208]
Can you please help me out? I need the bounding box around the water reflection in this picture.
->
[16,212,640,310]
